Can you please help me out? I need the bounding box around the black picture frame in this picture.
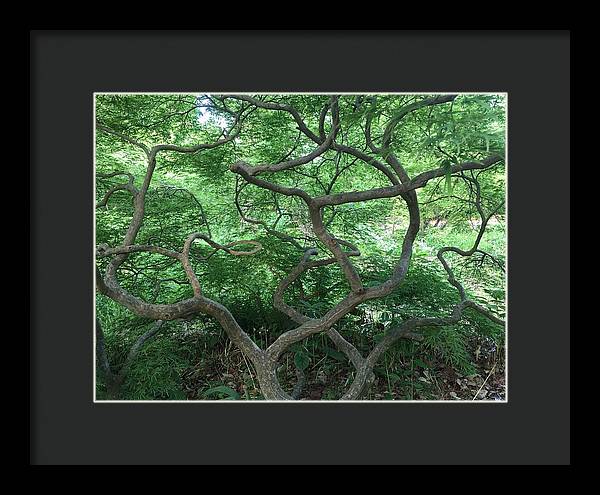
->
[30,30,570,465]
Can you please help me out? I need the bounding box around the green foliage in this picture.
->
[120,340,189,401]
[294,351,311,371]
[421,327,476,376]
[202,385,240,400]
[95,93,506,400]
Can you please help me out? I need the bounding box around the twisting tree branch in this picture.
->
[96,172,139,208]
[226,94,503,399]
[96,111,266,370]
[339,170,505,399]
[96,94,505,400]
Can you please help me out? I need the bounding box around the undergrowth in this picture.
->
[96,233,505,400]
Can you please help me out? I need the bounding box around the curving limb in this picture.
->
[234,178,307,251]
[269,246,369,398]
[96,172,139,208]
[180,232,263,296]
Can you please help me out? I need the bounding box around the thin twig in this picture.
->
[472,362,497,400]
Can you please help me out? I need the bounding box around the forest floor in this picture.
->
[179,331,506,401]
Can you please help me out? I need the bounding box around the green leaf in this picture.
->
[202,385,240,400]
[325,347,347,362]
[294,351,311,371]
[388,372,402,384]
[383,311,394,322]
[440,159,454,195]
[373,367,387,377]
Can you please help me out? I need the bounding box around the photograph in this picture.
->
[94,92,507,402]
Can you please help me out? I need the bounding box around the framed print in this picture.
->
[30,30,570,465]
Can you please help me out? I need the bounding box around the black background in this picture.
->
[30,31,570,465]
